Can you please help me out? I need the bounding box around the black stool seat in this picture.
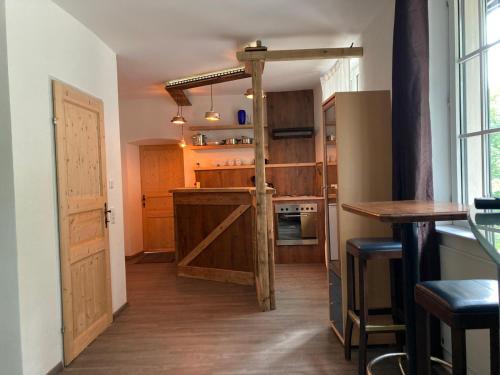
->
[415,280,499,374]
[416,279,498,315]
[347,238,402,260]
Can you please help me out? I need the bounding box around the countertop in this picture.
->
[273,195,324,201]
[170,187,275,194]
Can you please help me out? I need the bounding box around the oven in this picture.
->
[275,203,319,246]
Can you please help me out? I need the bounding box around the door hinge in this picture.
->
[61,326,65,334]
[52,117,58,126]
[104,202,112,228]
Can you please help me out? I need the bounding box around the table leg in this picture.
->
[401,222,420,375]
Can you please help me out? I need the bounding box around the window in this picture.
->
[457,0,500,204]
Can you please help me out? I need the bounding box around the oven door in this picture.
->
[276,210,318,246]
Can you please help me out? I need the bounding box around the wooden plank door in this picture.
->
[52,81,112,365]
[140,145,184,252]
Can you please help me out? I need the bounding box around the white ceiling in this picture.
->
[54,0,390,100]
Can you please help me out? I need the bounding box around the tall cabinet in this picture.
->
[322,91,394,344]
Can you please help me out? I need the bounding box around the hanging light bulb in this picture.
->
[205,84,221,121]
[171,105,186,124]
[178,124,187,148]
[244,88,266,100]
[244,88,253,99]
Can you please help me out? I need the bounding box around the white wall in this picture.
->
[4,0,126,373]
[429,0,452,202]
[120,94,255,256]
[0,0,23,373]
[357,0,451,202]
[122,143,144,257]
[357,0,394,92]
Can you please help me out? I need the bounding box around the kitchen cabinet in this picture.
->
[322,91,394,344]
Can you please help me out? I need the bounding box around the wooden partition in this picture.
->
[172,188,275,311]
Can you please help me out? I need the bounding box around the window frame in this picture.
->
[452,0,500,207]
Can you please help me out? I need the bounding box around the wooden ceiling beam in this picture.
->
[164,67,251,106]
[237,47,363,62]
[166,88,191,106]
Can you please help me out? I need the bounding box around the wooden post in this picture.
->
[266,193,276,310]
[252,59,270,311]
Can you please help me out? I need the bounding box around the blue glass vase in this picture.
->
[237,110,246,125]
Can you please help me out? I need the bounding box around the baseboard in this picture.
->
[125,251,144,260]
[46,361,63,375]
[113,302,129,320]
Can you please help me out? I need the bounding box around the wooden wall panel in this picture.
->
[190,209,254,272]
[267,167,316,196]
[195,166,317,196]
[266,90,314,129]
[266,90,315,164]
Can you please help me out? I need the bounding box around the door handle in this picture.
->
[104,202,112,228]
[142,194,146,208]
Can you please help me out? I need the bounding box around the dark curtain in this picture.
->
[392,0,441,354]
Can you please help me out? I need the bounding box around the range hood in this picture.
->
[271,127,314,139]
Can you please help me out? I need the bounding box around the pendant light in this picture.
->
[244,88,253,99]
[171,105,186,124]
[178,124,187,148]
[205,85,221,121]
[244,88,266,100]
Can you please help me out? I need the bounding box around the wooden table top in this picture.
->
[342,200,469,223]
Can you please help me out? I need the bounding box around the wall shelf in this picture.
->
[187,143,255,151]
[189,124,268,131]
[326,140,336,146]
[194,162,317,171]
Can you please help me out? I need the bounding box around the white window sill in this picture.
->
[436,224,477,241]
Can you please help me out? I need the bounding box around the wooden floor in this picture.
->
[63,263,399,374]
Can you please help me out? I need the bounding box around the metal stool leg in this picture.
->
[359,258,368,375]
[390,258,405,350]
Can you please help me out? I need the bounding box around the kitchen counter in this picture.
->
[172,187,275,310]
[170,187,275,194]
[273,195,323,201]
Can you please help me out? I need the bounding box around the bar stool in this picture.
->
[344,238,406,375]
[415,279,499,375]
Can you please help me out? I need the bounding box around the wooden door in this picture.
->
[52,81,112,365]
[140,145,184,252]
